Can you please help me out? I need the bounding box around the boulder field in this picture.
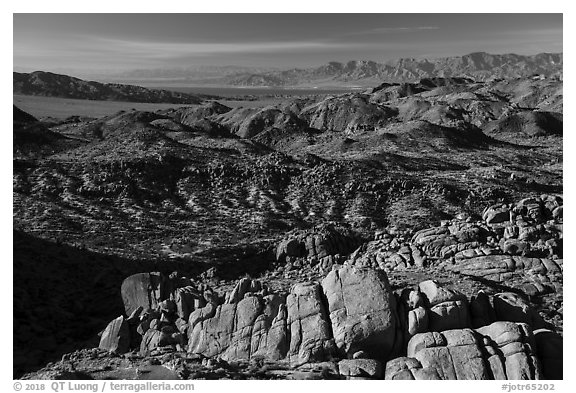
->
[92,265,561,380]
[19,193,562,380]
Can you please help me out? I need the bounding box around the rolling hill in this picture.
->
[14,71,207,104]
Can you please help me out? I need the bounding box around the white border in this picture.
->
[4,2,572,390]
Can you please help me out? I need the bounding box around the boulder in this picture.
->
[477,321,542,380]
[338,359,383,379]
[448,255,561,284]
[412,226,450,245]
[173,286,204,321]
[226,278,265,304]
[250,294,289,361]
[322,266,397,360]
[501,239,529,255]
[411,246,427,267]
[408,328,492,380]
[220,296,264,360]
[390,322,542,380]
[385,357,440,380]
[139,329,162,356]
[428,300,471,331]
[516,200,543,222]
[418,280,466,306]
[483,205,511,225]
[400,329,491,380]
[411,227,455,257]
[552,206,562,221]
[493,293,547,330]
[286,283,335,364]
[188,303,217,330]
[98,316,130,354]
[407,307,429,336]
[276,238,304,262]
[121,272,168,316]
[175,318,188,335]
[275,225,360,264]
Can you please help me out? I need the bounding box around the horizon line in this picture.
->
[13,49,564,78]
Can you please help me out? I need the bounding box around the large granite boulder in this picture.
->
[476,322,542,380]
[120,272,169,316]
[322,266,398,360]
[386,321,542,380]
[406,328,493,380]
[286,283,335,364]
[250,294,289,361]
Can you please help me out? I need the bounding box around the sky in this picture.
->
[13,14,563,76]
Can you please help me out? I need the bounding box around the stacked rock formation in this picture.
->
[99,263,561,380]
[99,272,217,357]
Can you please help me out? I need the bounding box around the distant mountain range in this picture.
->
[13,71,206,104]
[81,52,563,88]
[13,52,563,99]
[223,52,562,87]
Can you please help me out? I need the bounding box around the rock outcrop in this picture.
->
[187,266,401,364]
[386,321,542,380]
[274,224,363,273]
[93,258,560,380]
[187,279,336,364]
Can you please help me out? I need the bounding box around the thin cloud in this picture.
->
[91,37,350,58]
[344,26,440,36]
[13,34,413,71]
[346,26,440,36]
